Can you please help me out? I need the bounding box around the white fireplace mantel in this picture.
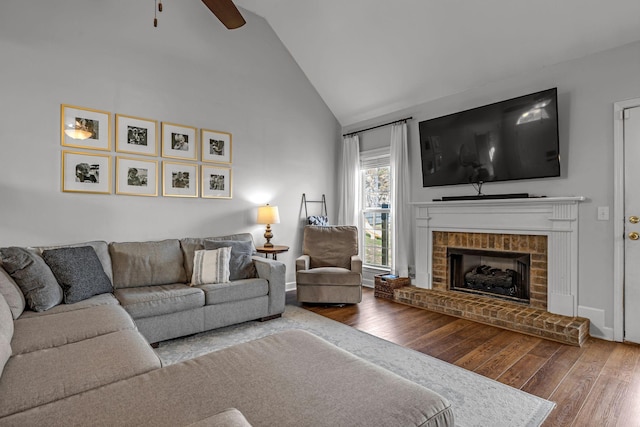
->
[411,196,585,317]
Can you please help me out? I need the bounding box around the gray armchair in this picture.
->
[295,225,362,304]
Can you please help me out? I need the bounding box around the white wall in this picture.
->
[0,0,341,285]
[344,40,640,339]
[359,126,390,152]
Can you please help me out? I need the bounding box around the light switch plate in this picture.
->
[597,206,609,221]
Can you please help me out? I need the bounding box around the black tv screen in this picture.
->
[419,88,560,187]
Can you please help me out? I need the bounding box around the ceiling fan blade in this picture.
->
[201,0,246,29]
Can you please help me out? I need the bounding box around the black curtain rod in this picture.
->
[342,116,413,138]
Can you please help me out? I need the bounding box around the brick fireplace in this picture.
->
[396,197,590,346]
[432,231,547,309]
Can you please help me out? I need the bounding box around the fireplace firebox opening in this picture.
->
[448,247,530,304]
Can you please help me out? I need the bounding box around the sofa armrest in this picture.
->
[351,255,362,274]
[252,256,285,316]
[296,255,310,272]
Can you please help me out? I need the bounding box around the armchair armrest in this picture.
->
[252,256,285,316]
[296,255,310,272]
[351,255,362,274]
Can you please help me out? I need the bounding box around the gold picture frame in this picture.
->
[116,156,158,197]
[163,161,198,198]
[115,114,158,156]
[201,165,232,199]
[161,122,197,160]
[201,129,232,164]
[60,104,111,151]
[61,150,112,194]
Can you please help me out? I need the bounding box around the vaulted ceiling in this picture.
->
[235,0,640,126]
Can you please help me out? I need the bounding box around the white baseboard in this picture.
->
[578,305,615,341]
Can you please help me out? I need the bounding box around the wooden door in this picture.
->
[624,106,640,343]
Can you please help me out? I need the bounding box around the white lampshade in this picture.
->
[257,204,280,225]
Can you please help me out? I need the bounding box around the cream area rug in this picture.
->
[155,305,554,427]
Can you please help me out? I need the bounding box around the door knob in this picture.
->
[630,232,640,240]
[631,216,640,224]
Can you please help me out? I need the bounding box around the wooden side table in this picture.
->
[255,245,289,260]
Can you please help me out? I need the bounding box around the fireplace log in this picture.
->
[464,266,515,288]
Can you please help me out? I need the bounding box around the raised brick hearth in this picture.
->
[394,287,589,346]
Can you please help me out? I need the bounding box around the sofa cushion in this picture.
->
[0,329,161,418]
[0,294,13,345]
[192,248,231,286]
[17,293,119,319]
[42,246,113,304]
[0,293,12,378]
[0,334,10,379]
[110,239,187,288]
[0,266,25,319]
[204,240,257,281]
[31,240,113,283]
[296,267,362,286]
[180,234,256,282]
[0,247,63,312]
[115,284,205,319]
[198,278,269,305]
[179,238,208,281]
[0,330,454,427]
[12,305,136,355]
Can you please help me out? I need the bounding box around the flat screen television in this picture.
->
[419,88,560,188]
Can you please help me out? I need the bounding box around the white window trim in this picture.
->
[360,148,393,269]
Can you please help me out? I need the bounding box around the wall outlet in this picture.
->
[597,206,609,221]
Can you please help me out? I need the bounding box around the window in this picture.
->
[361,149,392,269]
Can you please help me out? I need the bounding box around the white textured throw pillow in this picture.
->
[191,247,231,286]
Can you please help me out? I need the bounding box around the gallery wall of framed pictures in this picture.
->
[59,104,233,199]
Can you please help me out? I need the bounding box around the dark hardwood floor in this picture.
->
[287,288,640,427]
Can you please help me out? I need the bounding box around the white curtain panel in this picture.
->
[337,135,361,227]
[390,123,412,277]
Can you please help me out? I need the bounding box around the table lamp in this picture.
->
[257,204,280,247]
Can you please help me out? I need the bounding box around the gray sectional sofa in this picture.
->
[0,233,454,426]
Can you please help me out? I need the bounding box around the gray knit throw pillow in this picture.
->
[0,247,63,312]
[42,246,113,304]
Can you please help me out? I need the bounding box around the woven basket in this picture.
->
[374,275,410,300]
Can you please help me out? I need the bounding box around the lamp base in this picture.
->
[263,224,274,248]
